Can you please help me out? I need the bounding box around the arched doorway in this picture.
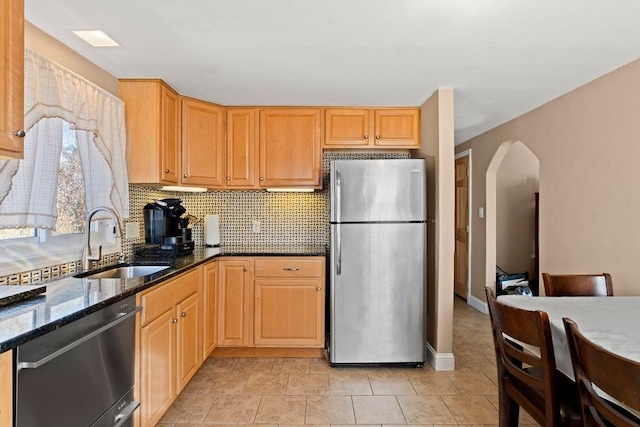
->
[486,140,540,294]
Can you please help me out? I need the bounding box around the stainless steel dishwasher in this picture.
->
[15,295,141,427]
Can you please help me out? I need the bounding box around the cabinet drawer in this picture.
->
[140,269,199,326]
[254,258,324,278]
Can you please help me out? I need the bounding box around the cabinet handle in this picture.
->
[363,134,368,140]
[316,287,321,291]
[243,267,248,272]
[183,174,188,178]
[283,267,299,271]
[226,176,231,181]
[165,169,170,173]
[180,312,187,318]
[375,135,381,139]
[14,129,26,137]
[171,318,178,324]
[259,177,264,181]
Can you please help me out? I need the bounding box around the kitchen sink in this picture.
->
[75,264,170,280]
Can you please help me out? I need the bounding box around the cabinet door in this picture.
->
[254,278,324,347]
[160,84,180,183]
[373,109,420,148]
[140,308,175,427]
[176,292,200,393]
[203,262,218,359]
[226,108,258,188]
[0,350,12,427]
[0,0,24,159]
[217,259,253,346]
[259,108,322,188]
[181,98,225,187]
[324,108,372,148]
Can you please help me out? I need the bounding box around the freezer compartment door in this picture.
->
[329,223,426,364]
[330,159,426,223]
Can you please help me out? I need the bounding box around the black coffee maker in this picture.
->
[142,198,194,256]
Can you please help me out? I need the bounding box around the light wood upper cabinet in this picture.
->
[324,108,372,147]
[259,108,322,188]
[181,97,225,187]
[0,0,24,159]
[161,86,180,183]
[202,261,218,359]
[225,108,259,188]
[120,79,180,185]
[324,108,419,148]
[217,259,253,346]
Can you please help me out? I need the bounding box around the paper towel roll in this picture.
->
[204,214,220,247]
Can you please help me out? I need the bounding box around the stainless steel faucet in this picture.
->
[81,206,124,271]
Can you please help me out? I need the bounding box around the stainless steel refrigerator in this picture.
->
[328,159,427,366]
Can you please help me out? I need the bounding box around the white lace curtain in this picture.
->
[0,49,129,229]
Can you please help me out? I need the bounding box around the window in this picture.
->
[0,122,86,242]
[0,50,128,277]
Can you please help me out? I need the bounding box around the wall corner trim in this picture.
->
[426,342,455,371]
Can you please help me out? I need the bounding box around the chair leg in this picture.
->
[499,389,520,427]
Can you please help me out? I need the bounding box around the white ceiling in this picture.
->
[25,1,640,144]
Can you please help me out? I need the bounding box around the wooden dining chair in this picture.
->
[542,273,613,297]
[563,318,640,427]
[485,288,582,427]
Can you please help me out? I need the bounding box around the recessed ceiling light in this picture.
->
[72,30,119,47]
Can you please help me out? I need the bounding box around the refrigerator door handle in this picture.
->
[336,224,341,275]
[335,169,342,224]
[335,169,342,275]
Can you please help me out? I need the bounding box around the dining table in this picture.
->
[496,295,640,379]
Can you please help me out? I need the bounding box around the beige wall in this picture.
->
[456,59,640,300]
[412,88,455,369]
[25,21,118,95]
[496,143,539,276]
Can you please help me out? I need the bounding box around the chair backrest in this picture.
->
[485,287,562,425]
[563,318,640,427]
[542,273,613,297]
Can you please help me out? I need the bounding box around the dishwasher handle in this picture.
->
[18,305,142,370]
[114,400,140,427]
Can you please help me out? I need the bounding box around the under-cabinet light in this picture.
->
[265,188,315,192]
[73,30,119,47]
[159,186,208,193]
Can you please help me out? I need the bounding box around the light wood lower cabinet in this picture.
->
[217,256,325,348]
[217,259,253,347]
[139,308,175,427]
[175,292,200,392]
[202,261,218,359]
[0,350,13,427]
[254,278,324,347]
[137,267,202,427]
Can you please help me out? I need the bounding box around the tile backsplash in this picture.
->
[1,152,409,284]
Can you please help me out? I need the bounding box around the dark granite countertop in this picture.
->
[0,245,326,353]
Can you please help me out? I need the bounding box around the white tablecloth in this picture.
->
[497,296,640,379]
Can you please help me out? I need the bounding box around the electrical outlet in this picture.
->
[252,220,261,234]
[125,222,140,239]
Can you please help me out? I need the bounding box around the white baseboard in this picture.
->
[426,342,455,371]
[468,293,488,314]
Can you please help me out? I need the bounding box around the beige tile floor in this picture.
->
[157,297,538,426]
